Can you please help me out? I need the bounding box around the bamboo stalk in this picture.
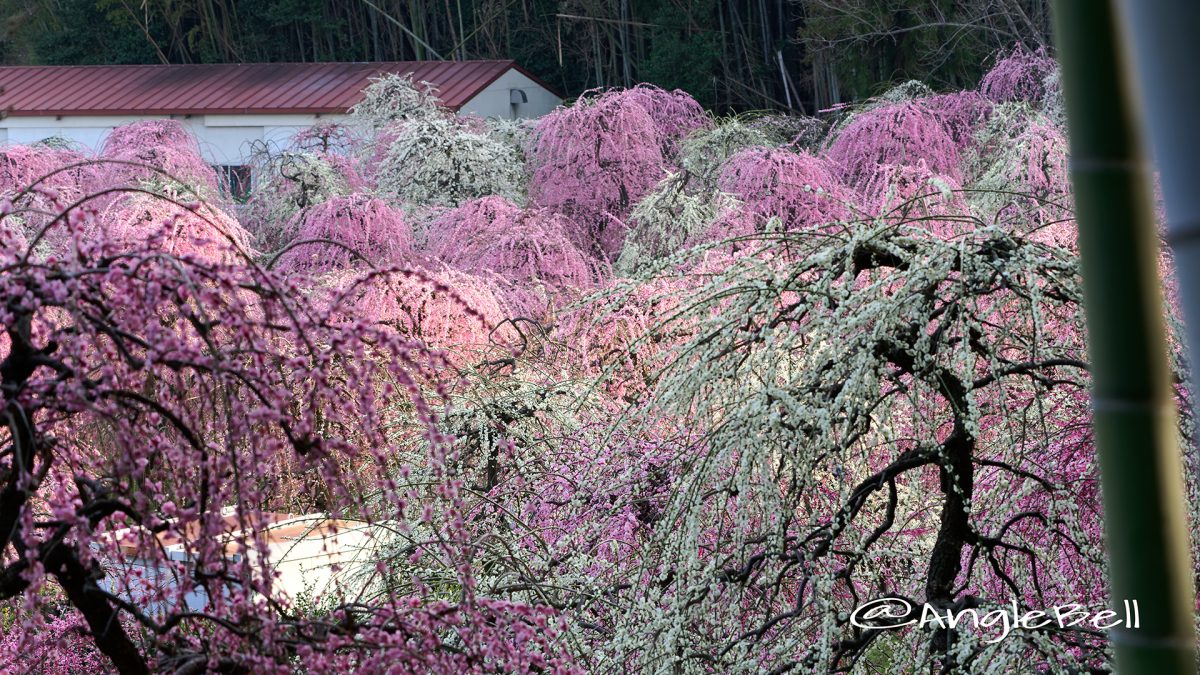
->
[1051,2,1198,673]
[361,0,442,60]
[1119,1,1200,451]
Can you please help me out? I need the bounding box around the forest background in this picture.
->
[0,1,1051,112]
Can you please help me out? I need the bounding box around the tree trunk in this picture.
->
[49,548,151,675]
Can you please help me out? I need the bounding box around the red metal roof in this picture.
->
[0,61,535,116]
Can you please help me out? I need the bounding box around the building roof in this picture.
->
[0,60,548,117]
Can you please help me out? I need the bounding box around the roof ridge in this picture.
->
[0,61,524,116]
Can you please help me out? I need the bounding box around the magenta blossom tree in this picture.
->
[98,120,221,198]
[825,100,963,189]
[0,185,573,673]
[1,60,1190,675]
[0,143,97,252]
[272,194,415,273]
[923,91,994,151]
[428,196,602,305]
[978,47,1059,105]
[616,85,712,159]
[716,146,855,233]
[528,89,670,259]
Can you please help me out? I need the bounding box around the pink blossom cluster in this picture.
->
[274,193,415,273]
[528,90,671,258]
[99,119,222,196]
[979,47,1059,104]
[0,205,577,671]
[716,146,853,233]
[0,611,108,674]
[825,100,964,187]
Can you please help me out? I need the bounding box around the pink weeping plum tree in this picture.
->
[272,193,415,273]
[0,208,24,251]
[714,146,855,234]
[2,47,1190,674]
[922,91,995,150]
[0,143,92,204]
[554,273,698,401]
[855,160,972,239]
[825,100,963,189]
[616,84,713,158]
[98,120,221,197]
[320,263,520,362]
[0,189,573,673]
[427,196,602,310]
[0,144,97,250]
[0,612,108,673]
[93,192,253,263]
[528,89,672,259]
[978,47,1060,105]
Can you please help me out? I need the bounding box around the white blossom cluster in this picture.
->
[350,73,444,130]
[616,173,739,273]
[679,120,777,188]
[376,115,525,208]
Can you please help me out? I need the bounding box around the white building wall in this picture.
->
[3,114,168,152]
[6,124,111,150]
[202,113,340,160]
[98,516,391,613]
[0,113,328,166]
[459,68,561,119]
[196,125,266,165]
